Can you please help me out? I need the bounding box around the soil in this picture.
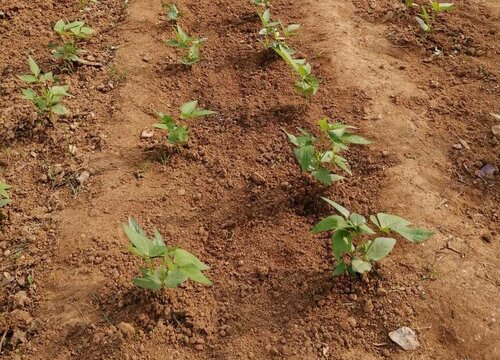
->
[0,0,498,359]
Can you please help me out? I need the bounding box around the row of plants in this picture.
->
[123,0,433,291]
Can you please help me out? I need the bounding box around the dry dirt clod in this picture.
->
[256,266,269,278]
[363,299,374,314]
[13,291,31,308]
[376,287,388,296]
[492,125,500,138]
[389,326,420,351]
[452,143,462,150]
[117,322,135,338]
[141,129,154,138]
[178,189,187,196]
[77,171,90,185]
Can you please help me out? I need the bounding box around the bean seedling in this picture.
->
[166,25,206,65]
[258,9,300,49]
[124,218,212,290]
[0,182,10,209]
[163,2,180,21]
[274,44,318,97]
[313,197,433,276]
[154,100,215,146]
[51,20,94,67]
[284,118,369,185]
[18,57,71,119]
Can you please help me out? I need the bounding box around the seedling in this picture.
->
[51,20,94,66]
[313,197,433,276]
[163,2,180,21]
[18,57,71,118]
[154,100,215,146]
[415,1,455,32]
[274,44,318,97]
[0,182,10,209]
[284,118,369,185]
[258,9,300,49]
[166,25,206,65]
[124,218,212,290]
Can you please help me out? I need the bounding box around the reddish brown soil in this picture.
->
[0,0,498,359]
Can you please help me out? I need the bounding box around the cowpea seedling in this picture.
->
[51,20,94,66]
[313,197,433,276]
[18,57,71,118]
[154,100,215,146]
[124,218,212,290]
[0,182,10,209]
[284,118,369,185]
[166,25,206,65]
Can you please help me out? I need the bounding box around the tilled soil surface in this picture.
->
[0,0,498,359]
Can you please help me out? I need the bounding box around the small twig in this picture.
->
[373,342,388,347]
[78,59,103,67]
[0,329,9,353]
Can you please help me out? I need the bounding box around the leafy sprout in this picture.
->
[415,1,456,32]
[163,2,180,21]
[258,9,300,49]
[312,197,433,276]
[166,25,206,65]
[154,100,215,146]
[284,118,370,185]
[51,20,94,66]
[18,57,71,119]
[124,218,212,290]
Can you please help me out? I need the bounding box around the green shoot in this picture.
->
[258,9,300,49]
[274,44,318,97]
[313,197,433,276]
[154,100,215,146]
[415,2,455,32]
[124,218,212,290]
[284,118,370,185]
[0,182,10,209]
[18,57,71,118]
[166,25,206,65]
[163,2,180,21]
[52,20,94,65]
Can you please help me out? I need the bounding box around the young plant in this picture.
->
[163,2,180,21]
[274,44,318,97]
[0,182,10,209]
[124,218,212,290]
[166,25,206,65]
[18,57,71,118]
[154,100,215,146]
[258,9,300,49]
[51,20,94,66]
[313,197,433,276]
[415,1,455,32]
[284,118,369,185]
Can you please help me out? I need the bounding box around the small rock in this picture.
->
[458,139,470,150]
[376,287,388,296]
[452,143,462,150]
[256,266,269,278]
[141,129,154,138]
[348,293,358,301]
[117,322,135,338]
[389,326,420,351]
[481,233,493,243]
[492,125,500,138]
[363,299,374,313]
[30,151,37,158]
[178,189,186,196]
[77,171,90,185]
[347,317,357,328]
[13,291,30,309]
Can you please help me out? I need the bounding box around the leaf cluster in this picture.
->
[163,2,180,21]
[0,182,10,209]
[154,100,215,146]
[284,118,370,185]
[166,25,206,65]
[124,218,212,290]
[52,20,94,65]
[18,57,71,117]
[258,8,300,49]
[408,1,456,32]
[312,198,434,275]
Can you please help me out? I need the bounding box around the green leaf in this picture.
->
[351,257,372,274]
[371,213,433,243]
[320,197,350,218]
[167,4,180,20]
[133,267,164,290]
[124,219,166,258]
[164,268,188,288]
[312,215,346,233]
[18,75,38,83]
[180,100,197,116]
[21,88,36,101]
[0,199,10,208]
[342,133,371,145]
[28,56,40,77]
[180,264,213,285]
[364,237,396,261]
[332,261,347,276]
[415,16,430,32]
[54,19,65,33]
[311,168,334,185]
[294,145,314,171]
[331,230,353,260]
[50,104,69,115]
[173,248,210,270]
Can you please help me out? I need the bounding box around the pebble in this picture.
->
[389,326,420,351]
[376,287,388,296]
[492,125,500,138]
[117,322,135,338]
[363,299,374,314]
[178,189,186,196]
[347,317,357,328]
[77,171,90,185]
[141,129,154,138]
[481,233,493,243]
[452,143,462,150]
[256,266,269,278]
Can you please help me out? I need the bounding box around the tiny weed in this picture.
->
[284,118,370,185]
[124,218,212,290]
[313,197,433,276]
[166,25,206,65]
[154,100,215,146]
[18,56,71,119]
